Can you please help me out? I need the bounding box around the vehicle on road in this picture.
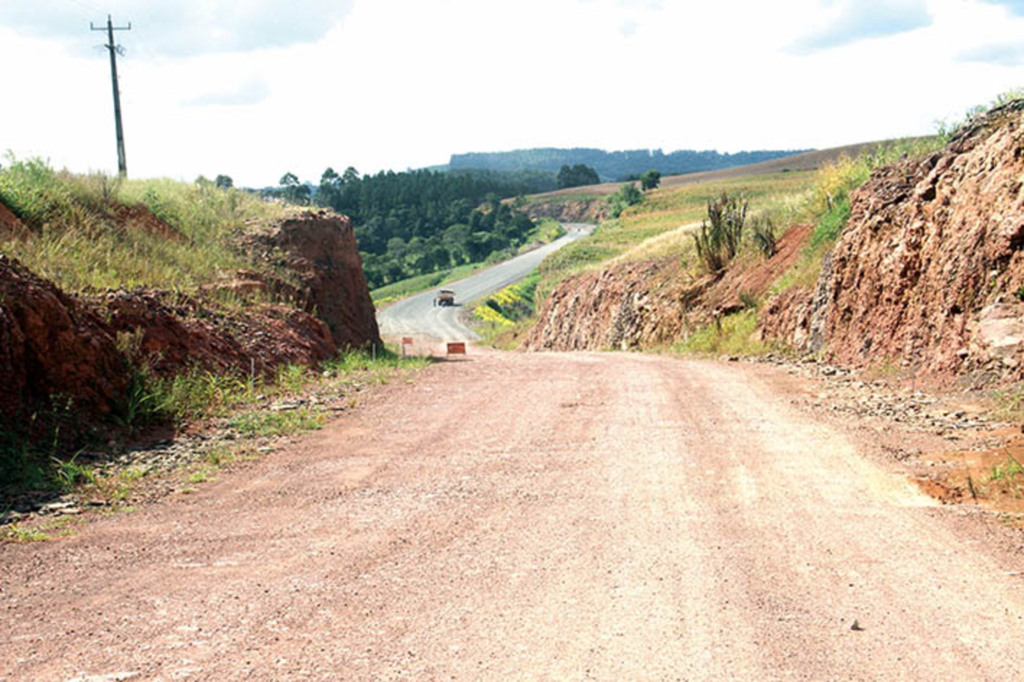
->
[434,289,456,307]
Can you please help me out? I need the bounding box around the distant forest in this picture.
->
[449,147,811,182]
[307,168,555,288]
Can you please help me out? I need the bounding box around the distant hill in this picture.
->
[448,147,813,182]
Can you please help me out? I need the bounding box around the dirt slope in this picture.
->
[246,211,380,349]
[3,352,1024,680]
[0,255,127,430]
[526,224,811,350]
[0,208,380,436]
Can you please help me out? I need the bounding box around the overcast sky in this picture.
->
[2,0,1023,187]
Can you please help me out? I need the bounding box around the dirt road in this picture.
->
[4,352,1024,680]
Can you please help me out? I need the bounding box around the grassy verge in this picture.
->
[673,309,766,357]
[0,156,295,294]
[535,171,817,302]
[469,271,543,348]
[1,347,432,541]
[371,262,486,306]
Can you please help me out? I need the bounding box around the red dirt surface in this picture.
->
[4,351,1024,680]
[246,211,380,350]
[0,255,126,430]
[97,289,337,378]
[0,200,28,239]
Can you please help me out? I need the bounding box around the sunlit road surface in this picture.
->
[376,223,593,342]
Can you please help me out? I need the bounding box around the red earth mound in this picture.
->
[0,255,127,430]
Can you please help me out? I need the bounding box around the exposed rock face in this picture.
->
[757,249,832,355]
[249,211,380,349]
[526,259,687,351]
[526,224,812,352]
[0,255,126,429]
[818,102,1024,379]
[97,290,337,378]
[524,199,608,224]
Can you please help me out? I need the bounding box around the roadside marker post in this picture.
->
[402,337,413,357]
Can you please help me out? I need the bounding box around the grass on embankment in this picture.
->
[2,347,432,541]
[667,137,949,358]
[535,170,818,302]
[519,136,949,357]
[469,271,543,349]
[0,156,295,293]
[371,218,565,307]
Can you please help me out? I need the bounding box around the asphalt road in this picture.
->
[376,224,593,343]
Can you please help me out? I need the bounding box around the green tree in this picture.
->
[556,163,600,189]
[279,172,311,205]
[214,174,233,190]
[317,167,342,208]
[640,169,661,191]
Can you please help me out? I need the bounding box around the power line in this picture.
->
[90,14,131,177]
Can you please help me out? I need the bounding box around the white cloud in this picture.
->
[789,0,932,53]
[0,0,356,56]
[1,0,1023,187]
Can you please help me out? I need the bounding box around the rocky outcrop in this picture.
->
[248,211,380,349]
[757,249,832,354]
[524,198,608,224]
[760,101,1024,381]
[0,255,127,430]
[526,259,688,350]
[96,290,337,378]
[526,223,812,351]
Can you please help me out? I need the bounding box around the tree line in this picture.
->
[450,147,811,181]
[263,168,552,289]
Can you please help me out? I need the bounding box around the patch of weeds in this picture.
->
[276,363,308,394]
[738,289,760,310]
[0,430,51,492]
[994,384,1024,421]
[810,196,851,248]
[91,466,147,504]
[50,450,95,492]
[3,524,49,542]
[863,356,905,382]
[151,367,250,422]
[205,446,235,468]
[750,214,778,258]
[3,516,81,543]
[228,406,326,438]
[676,309,765,356]
[989,452,1024,497]
[693,193,748,273]
[188,468,216,484]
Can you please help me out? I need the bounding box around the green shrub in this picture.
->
[608,182,644,218]
[693,193,748,273]
[750,215,777,258]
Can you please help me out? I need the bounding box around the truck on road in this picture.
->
[434,289,455,307]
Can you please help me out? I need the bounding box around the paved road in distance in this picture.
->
[376,223,593,343]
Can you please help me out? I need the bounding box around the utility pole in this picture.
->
[91,15,131,177]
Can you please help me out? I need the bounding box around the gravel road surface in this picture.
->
[377,224,592,342]
[3,351,1024,680]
